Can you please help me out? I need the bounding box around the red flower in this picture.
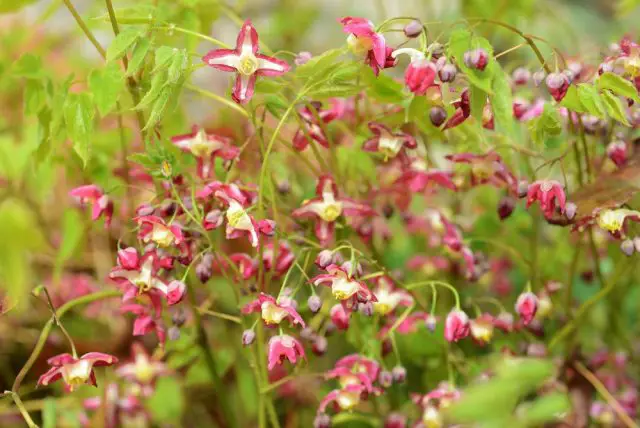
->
[469,313,495,345]
[267,334,305,370]
[395,160,457,193]
[311,264,377,310]
[171,126,240,179]
[444,89,471,129]
[392,48,437,95]
[293,102,337,151]
[366,46,397,76]
[135,215,185,248]
[340,17,386,75]
[292,175,375,244]
[445,151,518,194]
[526,180,566,218]
[242,293,305,327]
[545,72,570,101]
[363,122,417,162]
[329,303,351,330]
[116,343,168,395]
[607,140,628,167]
[120,303,166,344]
[515,292,538,325]
[371,276,413,316]
[69,185,113,227]
[203,20,290,104]
[38,352,118,392]
[444,309,470,342]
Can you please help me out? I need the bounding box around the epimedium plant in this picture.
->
[1,1,640,428]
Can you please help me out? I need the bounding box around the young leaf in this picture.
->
[154,46,178,72]
[559,85,587,114]
[88,62,125,117]
[447,29,494,94]
[64,92,95,165]
[13,53,45,78]
[106,27,142,62]
[307,84,360,99]
[361,67,404,103]
[577,84,606,118]
[136,71,167,109]
[490,65,517,141]
[24,79,47,115]
[597,71,640,103]
[167,50,188,84]
[265,94,289,117]
[143,87,172,130]
[469,85,487,123]
[35,107,52,164]
[601,90,630,126]
[127,38,151,76]
[295,48,343,82]
[529,103,561,148]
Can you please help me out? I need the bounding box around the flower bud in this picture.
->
[312,336,328,356]
[117,247,139,270]
[427,42,445,59]
[242,329,256,346]
[378,370,393,388]
[172,308,186,327]
[330,304,350,330]
[533,70,546,86]
[166,280,186,305]
[634,237,640,252]
[463,48,489,71]
[515,292,538,325]
[315,250,335,269]
[168,326,181,341]
[438,63,457,82]
[195,253,214,283]
[300,327,315,341]
[404,59,437,95]
[621,239,635,256]
[565,202,577,220]
[308,295,322,313]
[392,365,407,383]
[497,196,516,220]
[295,51,312,66]
[607,140,627,167]
[341,260,362,277]
[403,20,423,38]
[517,180,529,198]
[359,301,374,317]
[444,309,470,342]
[424,314,437,332]
[429,106,447,127]
[384,413,407,428]
[512,67,531,85]
[314,413,331,428]
[135,203,155,217]
[545,72,570,101]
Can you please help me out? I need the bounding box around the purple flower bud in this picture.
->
[427,42,445,58]
[425,314,437,332]
[621,239,635,256]
[403,20,423,38]
[308,295,322,313]
[429,106,447,127]
[135,203,155,217]
[242,329,256,346]
[378,370,393,388]
[276,179,291,194]
[312,336,328,356]
[517,180,529,198]
[438,63,457,82]
[463,48,489,71]
[295,51,312,66]
[392,366,407,383]
[565,202,577,220]
[172,308,186,327]
[532,70,546,87]
[512,67,531,85]
[300,327,316,341]
[315,250,334,269]
[545,72,570,101]
[633,237,640,252]
[359,302,374,317]
[497,196,516,220]
[196,253,214,283]
[341,260,362,277]
[314,413,331,428]
[168,326,181,341]
[384,413,407,428]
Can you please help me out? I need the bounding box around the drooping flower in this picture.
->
[596,208,640,238]
[318,383,367,414]
[607,140,628,167]
[292,102,338,151]
[366,45,397,76]
[311,264,377,310]
[242,293,305,327]
[463,48,489,70]
[69,185,113,227]
[120,303,166,344]
[395,158,457,193]
[116,343,168,395]
[526,180,566,218]
[444,309,470,342]
[82,383,144,428]
[171,126,240,179]
[292,175,375,244]
[546,72,570,101]
[469,313,495,345]
[444,89,470,129]
[371,276,413,316]
[340,17,386,75]
[391,48,437,95]
[135,216,185,248]
[363,122,417,162]
[267,334,305,370]
[412,383,461,428]
[330,303,351,330]
[515,292,538,325]
[202,19,290,104]
[445,151,518,194]
[38,352,118,392]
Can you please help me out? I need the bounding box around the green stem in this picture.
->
[255,323,280,428]
[406,280,460,309]
[2,392,38,428]
[62,0,107,58]
[185,84,249,117]
[41,288,77,358]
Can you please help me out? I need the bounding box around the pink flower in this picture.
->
[83,383,144,428]
[363,122,417,162]
[171,126,240,179]
[444,309,470,342]
[515,292,538,325]
[292,175,375,244]
[330,303,351,330]
[69,185,113,227]
[445,151,518,194]
[444,89,470,129]
[116,343,168,395]
[546,72,570,101]
[267,334,305,370]
[340,17,386,74]
[293,102,337,151]
[311,264,377,310]
[607,140,627,167]
[135,215,185,248]
[392,48,437,95]
[203,19,290,104]
[318,383,367,414]
[396,164,457,193]
[367,46,397,76]
[242,293,306,327]
[38,352,118,392]
[371,276,413,316]
[334,354,381,381]
[526,180,566,218]
[469,313,495,345]
[120,303,166,344]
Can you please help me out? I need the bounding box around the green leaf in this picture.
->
[559,85,587,114]
[307,85,360,99]
[64,92,95,165]
[490,65,517,141]
[50,75,75,140]
[447,29,494,94]
[0,0,38,13]
[136,71,167,109]
[469,85,487,123]
[106,27,142,62]
[495,358,555,390]
[167,50,188,84]
[601,90,631,126]
[295,48,343,82]
[35,107,53,164]
[153,46,178,72]
[127,38,151,77]
[519,393,570,426]
[54,209,84,279]
[448,379,522,423]
[597,72,640,103]
[529,103,562,148]
[361,67,404,103]
[143,87,172,130]
[577,84,606,118]
[13,53,44,78]
[255,79,283,94]
[24,79,47,115]
[88,62,125,117]
[265,94,289,117]
[147,377,184,423]
[42,398,56,428]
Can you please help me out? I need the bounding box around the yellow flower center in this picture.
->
[337,390,361,410]
[189,130,214,158]
[151,225,175,247]
[347,34,374,57]
[597,209,626,232]
[135,356,155,383]
[320,203,342,222]
[261,302,288,325]
[238,54,259,75]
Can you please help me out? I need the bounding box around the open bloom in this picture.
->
[470,314,495,345]
[392,48,437,95]
[596,208,640,238]
[267,334,305,370]
[363,122,417,162]
[120,303,166,344]
[69,185,113,227]
[446,151,518,194]
[242,293,305,327]
[444,89,470,129]
[203,19,290,104]
[38,352,118,392]
[311,264,376,310]
[82,383,144,428]
[292,175,375,244]
[318,383,367,414]
[136,216,184,248]
[340,17,386,75]
[371,276,413,316]
[395,157,457,193]
[515,292,538,325]
[293,102,337,151]
[444,309,470,342]
[171,126,239,179]
[526,180,566,218]
[116,343,168,395]
[413,383,461,428]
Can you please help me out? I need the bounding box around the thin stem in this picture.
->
[40,288,77,358]
[156,26,230,48]
[588,229,605,286]
[2,392,38,428]
[574,362,639,428]
[12,290,121,393]
[199,309,243,324]
[62,0,107,59]
[494,42,527,59]
[406,280,460,308]
[185,84,249,117]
